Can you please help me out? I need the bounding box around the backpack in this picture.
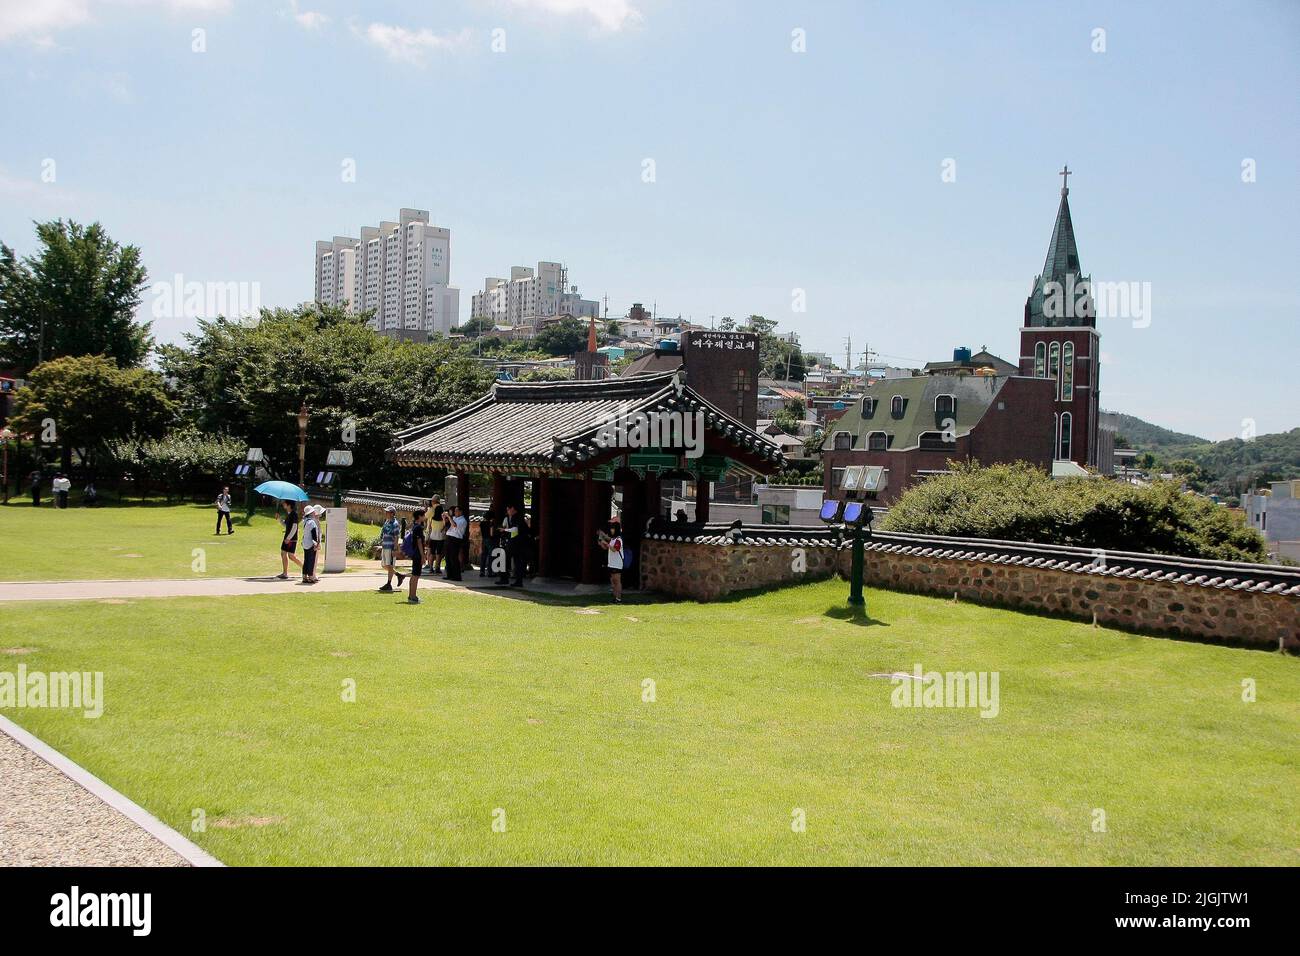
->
[400,531,417,559]
[618,541,632,569]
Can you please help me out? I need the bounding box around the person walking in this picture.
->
[215,486,234,535]
[276,500,304,579]
[83,480,98,507]
[599,520,625,603]
[301,505,322,584]
[444,505,467,581]
[29,471,41,508]
[406,508,427,604]
[425,495,446,575]
[378,505,406,593]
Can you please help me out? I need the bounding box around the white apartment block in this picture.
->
[469,261,600,329]
[313,208,460,339]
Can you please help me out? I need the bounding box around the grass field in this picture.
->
[0,500,375,580]
[2,579,1296,866]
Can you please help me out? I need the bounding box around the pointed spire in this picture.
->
[1024,167,1093,328]
[1041,177,1081,281]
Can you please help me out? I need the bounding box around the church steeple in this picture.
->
[1025,166,1093,328]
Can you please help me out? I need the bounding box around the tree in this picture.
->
[534,317,589,357]
[158,304,496,491]
[8,354,174,471]
[0,220,151,369]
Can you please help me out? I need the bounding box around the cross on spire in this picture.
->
[1059,164,1071,195]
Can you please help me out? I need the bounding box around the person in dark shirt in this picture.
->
[498,503,530,587]
[276,501,304,580]
[478,509,496,577]
[407,509,426,604]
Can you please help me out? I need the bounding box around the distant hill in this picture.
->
[1100,411,1207,450]
[1102,410,1300,494]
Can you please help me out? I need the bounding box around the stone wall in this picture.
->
[639,538,1300,651]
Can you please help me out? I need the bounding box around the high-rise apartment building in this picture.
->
[469,261,600,329]
[313,208,460,339]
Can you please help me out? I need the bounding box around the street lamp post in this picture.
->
[291,402,309,488]
[0,427,14,504]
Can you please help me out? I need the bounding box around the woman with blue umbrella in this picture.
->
[255,481,309,580]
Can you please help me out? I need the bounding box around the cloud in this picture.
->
[502,0,642,32]
[354,22,472,65]
[284,0,327,30]
[0,0,232,46]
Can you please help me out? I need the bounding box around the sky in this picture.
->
[1,0,1297,440]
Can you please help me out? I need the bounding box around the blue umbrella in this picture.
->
[255,480,309,501]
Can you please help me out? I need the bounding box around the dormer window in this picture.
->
[935,394,956,417]
[867,431,888,451]
[832,431,852,451]
[861,396,876,417]
[891,395,905,417]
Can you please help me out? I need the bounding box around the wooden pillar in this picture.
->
[537,477,556,577]
[643,474,662,522]
[490,474,508,517]
[579,474,612,585]
[695,475,711,524]
[455,471,470,514]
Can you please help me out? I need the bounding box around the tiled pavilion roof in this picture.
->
[390,370,784,475]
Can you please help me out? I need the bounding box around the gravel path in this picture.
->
[0,728,188,867]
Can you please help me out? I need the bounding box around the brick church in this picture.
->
[1018,167,1101,469]
[822,170,1103,503]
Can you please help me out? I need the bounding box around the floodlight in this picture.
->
[246,447,264,463]
[843,502,864,525]
[326,449,354,468]
[819,500,842,523]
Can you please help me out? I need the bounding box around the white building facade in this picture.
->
[313,208,460,339]
[469,261,599,329]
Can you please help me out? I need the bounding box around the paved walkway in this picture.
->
[0,569,626,603]
[0,717,218,867]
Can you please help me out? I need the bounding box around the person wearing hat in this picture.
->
[378,504,405,592]
[300,505,322,584]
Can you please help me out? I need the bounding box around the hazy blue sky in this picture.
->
[1,0,1297,439]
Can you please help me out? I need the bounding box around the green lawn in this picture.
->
[2,580,1296,865]
[0,499,375,580]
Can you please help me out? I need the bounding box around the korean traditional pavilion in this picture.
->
[389,369,785,586]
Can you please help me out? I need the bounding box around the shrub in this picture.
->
[881,461,1269,563]
[346,532,380,556]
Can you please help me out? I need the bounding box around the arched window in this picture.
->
[1059,412,1072,461]
[1034,342,1046,378]
[868,431,888,451]
[891,395,905,417]
[935,394,955,416]
[1061,342,1074,400]
[832,431,852,450]
[861,396,876,417]
[1048,342,1061,398]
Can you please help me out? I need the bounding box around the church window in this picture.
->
[1034,342,1046,377]
[1062,343,1075,400]
[1059,412,1073,460]
[1048,342,1061,397]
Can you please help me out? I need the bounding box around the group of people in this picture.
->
[262,490,628,603]
[276,499,325,584]
[27,471,93,508]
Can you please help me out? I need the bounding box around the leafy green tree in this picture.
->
[9,354,174,471]
[0,220,151,369]
[158,304,495,491]
[533,317,589,357]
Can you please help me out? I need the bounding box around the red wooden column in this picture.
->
[537,477,556,577]
[643,474,662,521]
[695,475,711,523]
[490,474,508,517]
[580,473,612,584]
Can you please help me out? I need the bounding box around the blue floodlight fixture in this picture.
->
[843,501,864,525]
[819,499,843,523]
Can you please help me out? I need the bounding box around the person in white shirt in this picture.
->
[599,520,625,603]
[215,486,233,535]
[444,505,468,581]
[53,473,71,509]
[300,505,322,584]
